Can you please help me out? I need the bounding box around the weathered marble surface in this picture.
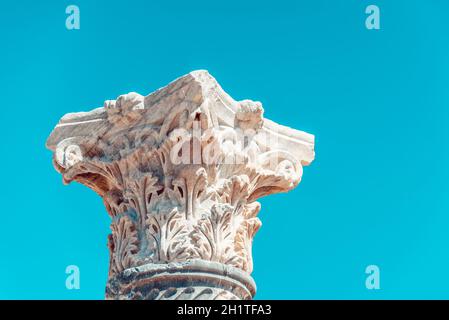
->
[46,70,315,299]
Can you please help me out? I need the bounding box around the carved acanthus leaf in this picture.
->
[146,208,193,263]
[191,204,240,266]
[234,217,261,273]
[108,216,139,275]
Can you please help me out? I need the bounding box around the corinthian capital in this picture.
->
[46,70,315,300]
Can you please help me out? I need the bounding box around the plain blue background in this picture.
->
[1,0,449,299]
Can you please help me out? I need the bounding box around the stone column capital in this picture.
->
[46,70,315,300]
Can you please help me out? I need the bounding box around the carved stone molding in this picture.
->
[46,70,315,299]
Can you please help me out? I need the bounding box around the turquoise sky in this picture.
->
[1,0,449,299]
